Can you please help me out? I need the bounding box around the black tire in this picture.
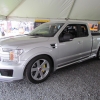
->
[97,47,100,60]
[25,55,52,84]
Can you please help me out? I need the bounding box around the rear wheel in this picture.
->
[97,47,100,60]
[25,55,52,84]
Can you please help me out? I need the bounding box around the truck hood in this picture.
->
[0,35,49,47]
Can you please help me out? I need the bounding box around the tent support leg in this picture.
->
[66,0,76,20]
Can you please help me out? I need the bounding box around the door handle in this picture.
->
[69,39,73,41]
[78,41,82,44]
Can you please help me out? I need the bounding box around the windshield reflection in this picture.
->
[29,23,64,37]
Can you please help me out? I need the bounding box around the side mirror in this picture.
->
[63,33,73,42]
[59,32,74,42]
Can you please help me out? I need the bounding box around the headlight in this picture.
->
[2,48,24,63]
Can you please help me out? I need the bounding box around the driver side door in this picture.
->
[57,24,83,67]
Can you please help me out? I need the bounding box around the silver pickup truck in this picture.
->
[0,21,100,83]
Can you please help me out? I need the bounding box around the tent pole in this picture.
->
[66,0,76,20]
[7,0,25,19]
[0,15,6,20]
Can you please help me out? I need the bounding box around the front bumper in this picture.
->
[0,61,25,82]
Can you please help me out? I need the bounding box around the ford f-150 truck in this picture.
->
[0,21,100,83]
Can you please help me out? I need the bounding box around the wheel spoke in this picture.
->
[36,60,40,66]
[34,71,39,79]
[39,71,44,79]
[41,60,47,67]
[31,68,37,72]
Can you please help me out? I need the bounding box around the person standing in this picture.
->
[1,25,5,36]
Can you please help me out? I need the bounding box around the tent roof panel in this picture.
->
[9,0,74,19]
[69,0,100,21]
[0,0,23,16]
[0,0,100,21]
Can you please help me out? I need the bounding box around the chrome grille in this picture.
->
[0,46,9,62]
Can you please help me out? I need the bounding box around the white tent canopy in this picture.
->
[0,0,100,21]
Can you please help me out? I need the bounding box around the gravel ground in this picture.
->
[0,58,100,100]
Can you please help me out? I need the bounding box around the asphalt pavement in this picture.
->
[0,58,100,100]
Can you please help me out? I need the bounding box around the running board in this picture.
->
[56,54,96,70]
[78,54,96,63]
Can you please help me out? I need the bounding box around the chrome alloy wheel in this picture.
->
[31,59,50,81]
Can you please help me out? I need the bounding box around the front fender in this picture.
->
[21,46,58,71]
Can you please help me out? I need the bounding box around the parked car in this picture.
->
[0,21,100,83]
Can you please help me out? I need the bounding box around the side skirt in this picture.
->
[56,54,96,70]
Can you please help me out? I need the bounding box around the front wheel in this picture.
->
[25,55,52,84]
[97,47,100,60]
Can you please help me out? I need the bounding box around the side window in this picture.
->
[79,25,88,37]
[67,24,78,38]
[59,24,78,42]
[59,24,88,42]
[61,24,78,38]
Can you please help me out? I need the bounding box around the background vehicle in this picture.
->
[0,21,100,83]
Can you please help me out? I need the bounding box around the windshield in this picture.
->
[29,23,64,37]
